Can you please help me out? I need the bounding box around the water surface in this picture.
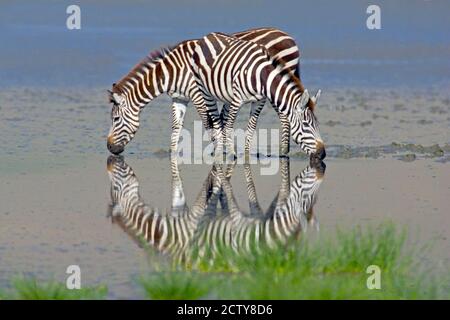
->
[1,0,449,298]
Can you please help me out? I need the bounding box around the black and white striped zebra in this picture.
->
[107,156,325,264]
[107,28,301,156]
[201,159,324,256]
[189,32,325,160]
[107,155,215,262]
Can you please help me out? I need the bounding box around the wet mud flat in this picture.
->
[1,0,449,298]
[1,86,449,159]
[0,154,449,298]
[1,85,449,297]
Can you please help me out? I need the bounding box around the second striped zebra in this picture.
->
[189,32,325,160]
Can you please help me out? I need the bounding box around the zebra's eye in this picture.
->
[113,116,120,122]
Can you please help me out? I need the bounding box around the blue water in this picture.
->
[0,0,449,88]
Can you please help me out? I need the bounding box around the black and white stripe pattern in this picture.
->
[107,156,325,264]
[189,32,325,159]
[221,27,301,155]
[107,28,302,156]
[107,41,211,155]
[201,159,324,255]
[107,156,213,262]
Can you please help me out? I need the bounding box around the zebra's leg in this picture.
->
[191,90,222,152]
[244,100,266,155]
[205,100,223,150]
[220,103,230,124]
[214,157,236,207]
[201,99,224,161]
[170,99,188,156]
[244,164,263,216]
[266,157,290,216]
[277,157,291,203]
[170,154,187,215]
[224,158,236,179]
[279,113,291,156]
[197,100,221,148]
[222,100,242,161]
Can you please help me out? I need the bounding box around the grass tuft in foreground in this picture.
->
[0,277,107,300]
[139,272,215,300]
[139,223,449,300]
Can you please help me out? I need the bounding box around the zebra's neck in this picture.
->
[113,44,192,109]
[264,65,305,117]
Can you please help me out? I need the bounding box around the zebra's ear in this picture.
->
[296,89,310,112]
[310,89,321,105]
[108,90,124,106]
[107,90,115,104]
[307,89,321,112]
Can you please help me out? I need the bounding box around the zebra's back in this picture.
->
[232,27,300,77]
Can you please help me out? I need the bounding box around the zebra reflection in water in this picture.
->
[107,156,325,264]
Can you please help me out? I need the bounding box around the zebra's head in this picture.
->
[291,89,326,160]
[107,85,140,155]
[292,159,325,212]
[106,155,139,218]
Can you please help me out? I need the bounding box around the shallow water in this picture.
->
[1,154,449,298]
[1,0,450,299]
[1,87,449,160]
[1,86,450,299]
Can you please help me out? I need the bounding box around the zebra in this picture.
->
[107,156,325,265]
[107,155,216,262]
[107,27,301,156]
[201,158,325,257]
[189,32,325,161]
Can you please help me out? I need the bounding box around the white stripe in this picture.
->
[251,29,278,43]
[265,35,292,49]
[205,37,217,59]
[273,46,299,60]
[160,62,169,91]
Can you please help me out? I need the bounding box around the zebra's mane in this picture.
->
[269,54,317,111]
[270,55,304,92]
[110,44,176,97]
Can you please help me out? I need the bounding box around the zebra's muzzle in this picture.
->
[107,155,124,171]
[108,143,124,155]
[309,158,326,178]
[107,136,124,155]
[312,140,326,160]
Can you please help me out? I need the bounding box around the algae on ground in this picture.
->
[398,153,416,162]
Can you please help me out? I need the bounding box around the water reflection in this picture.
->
[107,156,325,263]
